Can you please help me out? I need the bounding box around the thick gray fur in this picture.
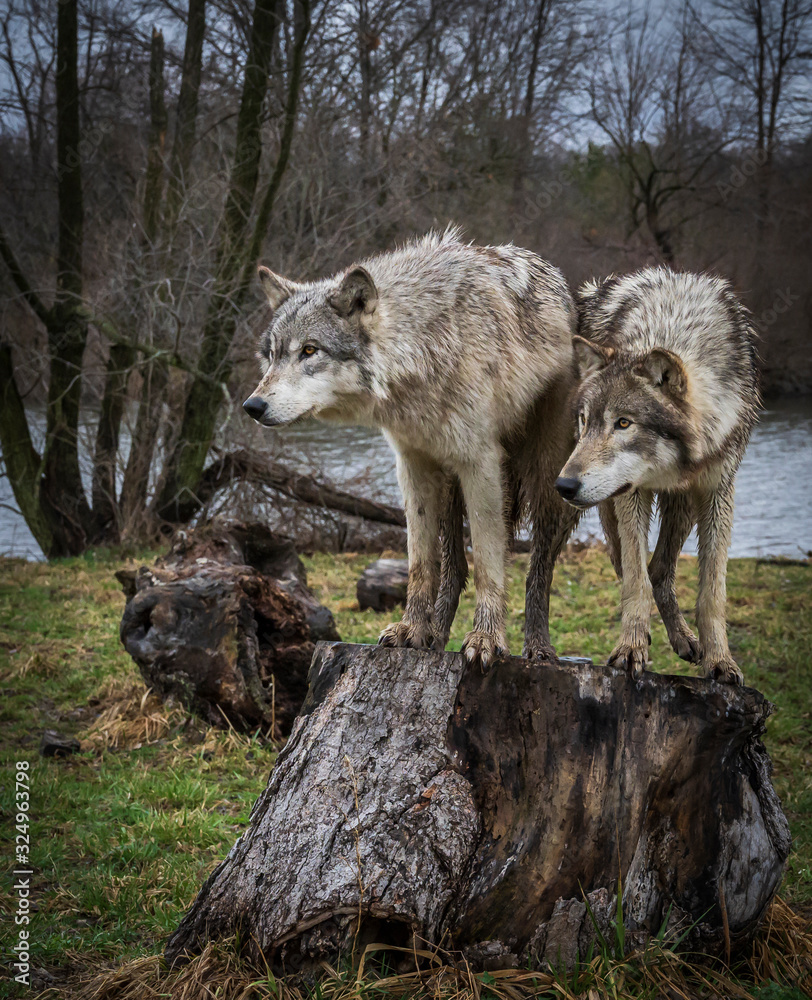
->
[561,267,759,684]
[247,228,579,667]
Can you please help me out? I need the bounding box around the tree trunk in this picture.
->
[512,0,549,208]
[40,0,92,557]
[119,359,169,532]
[0,0,93,558]
[154,0,284,521]
[143,27,168,245]
[0,343,56,555]
[166,642,790,971]
[90,341,135,543]
[163,0,207,238]
[155,0,311,524]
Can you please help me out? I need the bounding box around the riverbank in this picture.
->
[0,547,809,997]
[2,396,811,563]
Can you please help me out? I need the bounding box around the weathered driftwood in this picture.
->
[117,524,339,736]
[356,558,409,611]
[193,449,407,528]
[165,642,790,971]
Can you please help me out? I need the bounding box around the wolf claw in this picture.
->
[670,628,701,664]
[703,656,744,685]
[607,641,649,679]
[523,639,559,664]
[378,619,437,650]
[461,630,507,672]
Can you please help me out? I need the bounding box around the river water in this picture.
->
[1,396,810,561]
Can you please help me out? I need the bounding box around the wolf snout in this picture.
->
[554,476,581,502]
[243,396,268,421]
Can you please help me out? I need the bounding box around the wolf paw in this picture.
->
[461,630,508,672]
[378,619,437,650]
[523,638,559,664]
[669,628,701,664]
[703,656,744,685]
[607,641,649,679]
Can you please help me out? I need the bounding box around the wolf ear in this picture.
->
[636,348,688,397]
[329,267,378,317]
[258,266,299,311]
[573,335,614,378]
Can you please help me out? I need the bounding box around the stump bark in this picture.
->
[118,523,339,736]
[165,642,790,971]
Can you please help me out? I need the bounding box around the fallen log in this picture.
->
[356,558,409,611]
[118,523,339,736]
[165,642,790,971]
[187,449,407,528]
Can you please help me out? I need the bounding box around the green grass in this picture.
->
[0,545,809,997]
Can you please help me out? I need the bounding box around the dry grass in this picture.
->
[78,680,187,750]
[48,897,811,1000]
[748,897,812,991]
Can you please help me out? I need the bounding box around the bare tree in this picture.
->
[587,7,735,261]
[0,0,312,555]
[691,0,812,221]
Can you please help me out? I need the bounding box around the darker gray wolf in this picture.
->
[556,267,759,684]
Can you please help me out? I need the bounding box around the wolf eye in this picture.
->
[301,345,317,357]
[615,417,632,429]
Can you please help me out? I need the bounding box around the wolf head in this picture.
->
[243,266,377,427]
[555,336,696,508]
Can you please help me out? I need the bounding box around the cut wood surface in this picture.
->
[166,642,790,971]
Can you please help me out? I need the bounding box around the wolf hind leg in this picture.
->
[378,449,442,650]
[524,487,579,661]
[649,490,700,663]
[695,474,742,684]
[607,489,654,678]
[457,448,509,671]
[433,476,468,650]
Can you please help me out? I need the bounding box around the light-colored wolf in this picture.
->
[555,267,759,684]
[243,229,578,667]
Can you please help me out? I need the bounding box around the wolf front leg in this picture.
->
[378,448,442,650]
[648,490,700,664]
[598,500,623,578]
[694,475,742,684]
[523,489,577,662]
[608,489,654,678]
[457,449,508,671]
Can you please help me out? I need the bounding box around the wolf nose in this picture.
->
[243,396,268,421]
[555,477,581,501]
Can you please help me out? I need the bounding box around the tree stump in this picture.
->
[117,523,339,736]
[165,642,790,971]
[356,558,409,611]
